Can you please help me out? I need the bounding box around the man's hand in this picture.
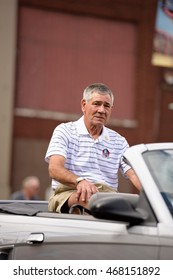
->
[76,180,99,202]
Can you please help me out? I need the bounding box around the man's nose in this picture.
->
[98,104,106,113]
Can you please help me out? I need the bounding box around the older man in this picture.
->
[45,83,141,213]
[10,176,40,200]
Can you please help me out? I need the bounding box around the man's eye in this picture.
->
[93,102,111,108]
[104,104,111,108]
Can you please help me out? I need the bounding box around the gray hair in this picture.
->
[22,176,40,189]
[83,83,114,105]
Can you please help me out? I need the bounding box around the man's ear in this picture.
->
[81,99,86,113]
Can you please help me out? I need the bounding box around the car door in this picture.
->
[8,215,159,260]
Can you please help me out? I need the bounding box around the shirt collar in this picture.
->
[76,116,89,135]
[75,116,110,142]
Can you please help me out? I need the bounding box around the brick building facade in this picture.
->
[0,0,173,198]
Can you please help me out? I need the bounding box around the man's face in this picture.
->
[81,91,113,127]
[27,181,40,198]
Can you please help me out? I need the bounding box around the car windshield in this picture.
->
[143,149,173,214]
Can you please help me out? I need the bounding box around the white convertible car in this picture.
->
[0,143,173,260]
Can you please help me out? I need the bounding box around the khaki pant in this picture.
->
[48,183,117,213]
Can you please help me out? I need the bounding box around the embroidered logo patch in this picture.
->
[102,148,110,158]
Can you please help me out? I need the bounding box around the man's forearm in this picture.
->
[125,168,141,191]
[49,165,78,188]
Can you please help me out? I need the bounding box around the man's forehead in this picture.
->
[90,91,112,103]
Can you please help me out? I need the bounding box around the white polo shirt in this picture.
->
[45,116,131,190]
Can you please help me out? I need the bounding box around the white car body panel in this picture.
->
[1,142,173,259]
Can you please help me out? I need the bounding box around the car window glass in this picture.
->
[143,149,173,215]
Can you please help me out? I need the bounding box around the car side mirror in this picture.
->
[89,196,148,225]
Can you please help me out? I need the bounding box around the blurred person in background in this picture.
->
[10,176,40,200]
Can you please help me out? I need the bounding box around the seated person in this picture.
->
[45,83,141,213]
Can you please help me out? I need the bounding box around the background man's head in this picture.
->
[22,176,40,199]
